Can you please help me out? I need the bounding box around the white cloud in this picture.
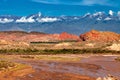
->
[81,0,111,6]
[31,0,118,6]
[31,0,61,5]
[31,0,82,5]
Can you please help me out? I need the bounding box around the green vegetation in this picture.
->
[36,56,81,61]
[0,60,15,70]
[30,40,77,44]
[19,55,81,61]
[0,48,119,55]
[0,60,31,72]
[9,63,28,71]
[115,57,120,61]
[31,41,59,44]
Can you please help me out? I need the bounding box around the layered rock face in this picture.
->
[107,43,120,51]
[0,30,120,43]
[0,31,79,42]
[59,32,80,41]
[80,30,120,42]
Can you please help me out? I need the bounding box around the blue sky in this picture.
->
[0,0,120,16]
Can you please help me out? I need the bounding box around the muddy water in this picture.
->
[13,60,95,80]
[9,55,120,80]
[81,55,120,78]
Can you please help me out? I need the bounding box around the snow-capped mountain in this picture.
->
[0,18,14,23]
[109,10,114,16]
[0,10,120,23]
[0,10,120,35]
[16,16,35,23]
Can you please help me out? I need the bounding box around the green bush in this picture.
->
[0,48,119,55]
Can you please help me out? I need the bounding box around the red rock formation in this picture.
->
[80,30,120,42]
[59,32,79,41]
[0,31,79,42]
[0,30,119,43]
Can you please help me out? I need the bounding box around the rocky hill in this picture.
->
[80,30,120,42]
[0,30,120,44]
[0,31,79,42]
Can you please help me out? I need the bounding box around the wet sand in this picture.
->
[0,54,120,80]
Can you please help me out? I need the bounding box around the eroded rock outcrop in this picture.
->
[59,32,80,41]
[96,74,118,80]
[107,43,120,51]
[80,30,120,42]
[0,30,120,43]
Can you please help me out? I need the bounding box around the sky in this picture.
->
[0,0,120,16]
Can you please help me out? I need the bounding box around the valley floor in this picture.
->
[0,54,120,80]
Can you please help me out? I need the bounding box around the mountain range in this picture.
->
[0,10,120,35]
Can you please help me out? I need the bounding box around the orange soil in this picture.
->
[0,66,34,80]
[19,70,95,80]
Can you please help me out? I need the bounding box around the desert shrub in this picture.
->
[30,40,77,44]
[20,55,35,59]
[30,41,59,44]
[0,60,15,70]
[115,57,120,61]
[43,48,119,54]
[0,48,119,55]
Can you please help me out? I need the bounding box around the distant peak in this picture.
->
[109,10,114,16]
[38,12,42,17]
[83,13,91,17]
[93,12,104,17]
[117,11,120,16]
[0,10,120,23]
[61,32,69,34]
